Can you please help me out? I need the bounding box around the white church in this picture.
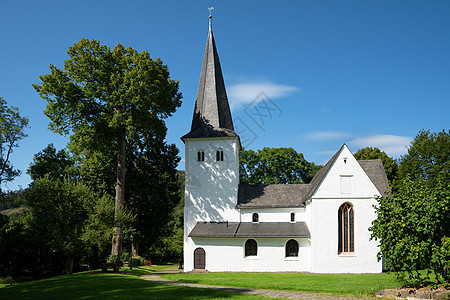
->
[182,16,388,273]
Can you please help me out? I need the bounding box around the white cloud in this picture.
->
[349,134,412,157]
[228,81,300,110]
[306,131,354,141]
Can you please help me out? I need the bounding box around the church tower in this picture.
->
[182,15,240,271]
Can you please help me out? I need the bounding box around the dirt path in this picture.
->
[140,266,372,300]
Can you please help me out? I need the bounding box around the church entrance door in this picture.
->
[194,248,205,269]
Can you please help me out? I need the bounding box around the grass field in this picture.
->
[163,271,401,297]
[0,266,266,300]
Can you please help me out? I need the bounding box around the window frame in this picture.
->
[216,148,224,161]
[338,202,355,254]
[244,239,258,257]
[252,212,259,223]
[197,149,205,162]
[285,239,299,257]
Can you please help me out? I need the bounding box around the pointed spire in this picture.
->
[183,14,237,140]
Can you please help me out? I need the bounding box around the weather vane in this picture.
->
[208,7,214,17]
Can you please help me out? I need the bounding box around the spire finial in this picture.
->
[208,7,214,30]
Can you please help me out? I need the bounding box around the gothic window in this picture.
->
[338,203,354,254]
[245,239,257,256]
[252,213,259,223]
[290,212,295,222]
[197,150,205,162]
[216,148,224,161]
[285,239,299,257]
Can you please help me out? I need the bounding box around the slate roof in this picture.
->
[237,184,309,208]
[189,221,311,238]
[236,145,389,208]
[358,159,389,195]
[182,16,237,141]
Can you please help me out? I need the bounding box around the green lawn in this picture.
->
[163,272,401,298]
[0,266,266,300]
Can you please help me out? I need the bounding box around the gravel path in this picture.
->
[141,267,372,300]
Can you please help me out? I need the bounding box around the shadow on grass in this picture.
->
[0,272,263,300]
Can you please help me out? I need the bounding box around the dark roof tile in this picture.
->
[237,184,310,208]
[189,221,310,238]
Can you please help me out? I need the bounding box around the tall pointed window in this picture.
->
[216,148,224,161]
[197,150,205,162]
[338,203,354,254]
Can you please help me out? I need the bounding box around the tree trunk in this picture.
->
[111,127,127,257]
[66,255,74,275]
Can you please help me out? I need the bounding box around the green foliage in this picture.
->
[27,144,77,181]
[398,129,449,187]
[239,147,321,184]
[353,147,398,183]
[23,176,128,275]
[370,177,450,286]
[0,97,29,190]
[24,176,96,274]
[33,38,182,137]
[34,38,182,256]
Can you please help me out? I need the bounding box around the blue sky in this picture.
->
[1,0,449,191]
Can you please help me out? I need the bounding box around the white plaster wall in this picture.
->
[190,238,311,272]
[240,208,306,223]
[184,137,240,271]
[310,145,382,273]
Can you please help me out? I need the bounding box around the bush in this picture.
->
[0,276,15,284]
[371,177,450,286]
[131,256,144,267]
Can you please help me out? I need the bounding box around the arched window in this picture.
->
[285,239,299,257]
[290,212,295,222]
[197,150,205,162]
[338,203,354,253]
[245,239,257,256]
[252,213,259,223]
[216,148,224,161]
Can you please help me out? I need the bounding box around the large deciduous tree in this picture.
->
[33,38,182,256]
[24,176,104,275]
[398,129,449,187]
[27,144,76,181]
[353,147,398,183]
[240,147,321,184]
[0,97,29,193]
[370,177,450,285]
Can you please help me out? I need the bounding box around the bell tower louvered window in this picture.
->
[197,150,205,162]
[216,148,224,161]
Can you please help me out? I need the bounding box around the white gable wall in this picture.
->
[310,145,382,273]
